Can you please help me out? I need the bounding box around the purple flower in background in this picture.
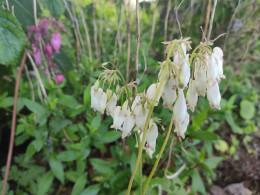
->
[38,18,50,36]
[48,61,54,68]
[33,48,42,65]
[51,33,62,53]
[44,44,53,59]
[56,75,64,83]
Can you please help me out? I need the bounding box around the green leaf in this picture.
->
[191,169,205,195]
[189,130,218,140]
[97,131,121,143]
[191,109,208,131]
[0,97,13,108]
[214,140,229,153]
[204,157,222,169]
[58,94,79,109]
[9,0,41,28]
[0,9,26,65]
[91,114,101,129]
[225,110,243,134]
[80,184,101,195]
[58,151,77,161]
[37,171,54,195]
[49,156,64,184]
[240,100,255,120]
[89,158,112,174]
[71,174,87,195]
[43,0,65,17]
[83,85,91,106]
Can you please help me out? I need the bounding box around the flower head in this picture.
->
[51,33,62,53]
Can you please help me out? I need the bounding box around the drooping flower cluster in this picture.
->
[90,39,225,158]
[28,17,65,84]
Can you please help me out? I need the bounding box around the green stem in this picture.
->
[142,113,175,194]
[126,42,176,195]
[137,134,142,194]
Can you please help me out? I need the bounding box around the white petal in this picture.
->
[122,114,135,139]
[146,83,162,106]
[99,90,107,114]
[146,120,158,150]
[106,93,117,115]
[111,106,124,130]
[207,53,219,86]
[173,90,187,124]
[207,83,221,110]
[162,77,177,110]
[174,112,189,139]
[186,80,198,112]
[134,102,149,130]
[194,61,207,96]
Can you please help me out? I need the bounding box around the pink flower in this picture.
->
[48,61,54,68]
[38,19,50,36]
[56,75,64,83]
[33,48,41,65]
[51,33,62,53]
[44,44,52,59]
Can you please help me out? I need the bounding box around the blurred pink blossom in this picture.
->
[33,49,41,65]
[51,33,62,53]
[44,44,52,59]
[56,75,64,83]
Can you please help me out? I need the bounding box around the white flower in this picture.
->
[173,90,187,124]
[178,55,190,89]
[207,53,219,86]
[213,47,225,80]
[162,77,177,110]
[194,61,207,96]
[174,112,189,139]
[91,86,107,114]
[122,114,135,139]
[133,102,149,131]
[146,83,163,106]
[99,89,107,114]
[140,119,158,158]
[131,95,141,110]
[186,80,198,112]
[106,92,117,115]
[207,83,221,110]
[110,106,124,130]
[91,86,99,111]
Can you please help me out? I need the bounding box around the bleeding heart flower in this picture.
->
[51,33,62,53]
[33,48,42,65]
[38,18,50,36]
[162,76,177,110]
[44,44,52,59]
[173,90,187,125]
[56,74,64,84]
[186,80,198,112]
[207,83,221,110]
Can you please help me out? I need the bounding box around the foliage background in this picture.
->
[0,0,259,194]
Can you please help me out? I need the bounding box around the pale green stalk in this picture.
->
[126,42,176,195]
[142,113,174,194]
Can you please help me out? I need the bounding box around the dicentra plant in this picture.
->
[90,37,225,194]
